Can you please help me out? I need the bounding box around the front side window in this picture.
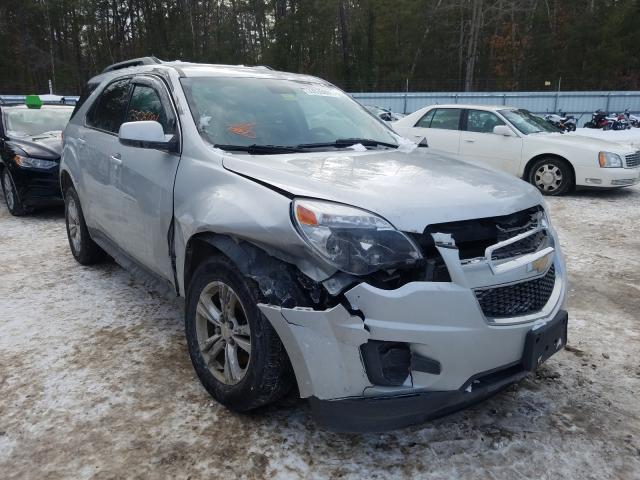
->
[428,108,461,130]
[499,109,557,135]
[179,77,398,149]
[3,107,73,136]
[466,110,505,133]
[87,78,131,133]
[126,85,173,134]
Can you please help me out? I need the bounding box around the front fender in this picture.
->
[173,152,337,297]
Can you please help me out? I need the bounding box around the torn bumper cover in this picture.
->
[308,309,567,433]
[258,230,568,432]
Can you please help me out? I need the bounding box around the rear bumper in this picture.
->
[309,309,567,432]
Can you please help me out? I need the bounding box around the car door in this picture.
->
[108,76,181,282]
[80,77,132,234]
[403,108,462,154]
[459,109,523,174]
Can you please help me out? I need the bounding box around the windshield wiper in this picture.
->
[213,144,303,154]
[295,138,399,149]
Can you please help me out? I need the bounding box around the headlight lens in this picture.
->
[292,198,422,275]
[13,154,57,169]
[598,151,623,168]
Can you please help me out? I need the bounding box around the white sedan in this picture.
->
[392,104,640,195]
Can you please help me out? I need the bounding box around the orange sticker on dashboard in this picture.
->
[228,122,257,138]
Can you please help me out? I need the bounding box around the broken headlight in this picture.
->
[292,198,422,275]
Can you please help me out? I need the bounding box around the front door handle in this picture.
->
[110,153,122,165]
[464,139,475,143]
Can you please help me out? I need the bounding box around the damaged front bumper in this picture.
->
[259,227,568,432]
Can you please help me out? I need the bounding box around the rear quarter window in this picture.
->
[70,82,99,120]
[86,78,131,133]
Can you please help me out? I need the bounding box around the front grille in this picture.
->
[626,151,640,168]
[491,230,548,261]
[417,206,545,261]
[474,265,556,318]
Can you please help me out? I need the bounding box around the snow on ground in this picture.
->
[569,127,640,149]
[0,187,639,479]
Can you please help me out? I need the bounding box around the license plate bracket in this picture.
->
[522,311,568,371]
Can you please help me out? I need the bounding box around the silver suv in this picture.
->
[61,58,568,432]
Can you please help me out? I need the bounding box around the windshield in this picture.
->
[180,77,398,150]
[4,108,73,136]
[499,109,559,135]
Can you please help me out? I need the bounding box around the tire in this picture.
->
[185,256,294,412]
[1,168,29,216]
[584,121,595,128]
[567,124,576,132]
[64,186,106,264]
[528,157,574,196]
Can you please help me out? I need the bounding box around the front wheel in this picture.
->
[185,256,293,412]
[528,157,574,196]
[2,169,29,216]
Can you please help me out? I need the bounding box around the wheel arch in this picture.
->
[523,153,576,184]
[183,232,328,309]
[59,168,75,196]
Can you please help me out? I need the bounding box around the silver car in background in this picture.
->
[60,58,568,432]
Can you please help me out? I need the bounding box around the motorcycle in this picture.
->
[543,110,577,131]
[584,109,614,130]
[623,109,640,128]
[607,112,631,130]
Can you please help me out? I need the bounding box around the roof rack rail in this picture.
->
[102,56,162,73]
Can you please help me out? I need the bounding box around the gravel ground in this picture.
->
[1,186,639,480]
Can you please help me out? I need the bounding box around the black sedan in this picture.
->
[0,104,73,215]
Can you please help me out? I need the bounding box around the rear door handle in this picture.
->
[110,153,122,165]
[464,139,475,143]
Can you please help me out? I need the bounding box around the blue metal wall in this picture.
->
[351,91,640,123]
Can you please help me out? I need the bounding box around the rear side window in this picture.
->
[126,85,173,134]
[86,78,131,133]
[466,109,505,133]
[429,108,461,130]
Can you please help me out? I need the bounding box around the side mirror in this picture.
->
[119,121,178,151]
[493,125,515,137]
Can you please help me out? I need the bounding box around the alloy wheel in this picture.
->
[534,164,563,193]
[196,281,251,385]
[66,197,82,253]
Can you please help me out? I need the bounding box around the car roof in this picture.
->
[89,61,329,86]
[422,104,517,111]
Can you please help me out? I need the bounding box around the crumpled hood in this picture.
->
[222,148,542,232]
[534,132,634,153]
[7,131,63,160]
